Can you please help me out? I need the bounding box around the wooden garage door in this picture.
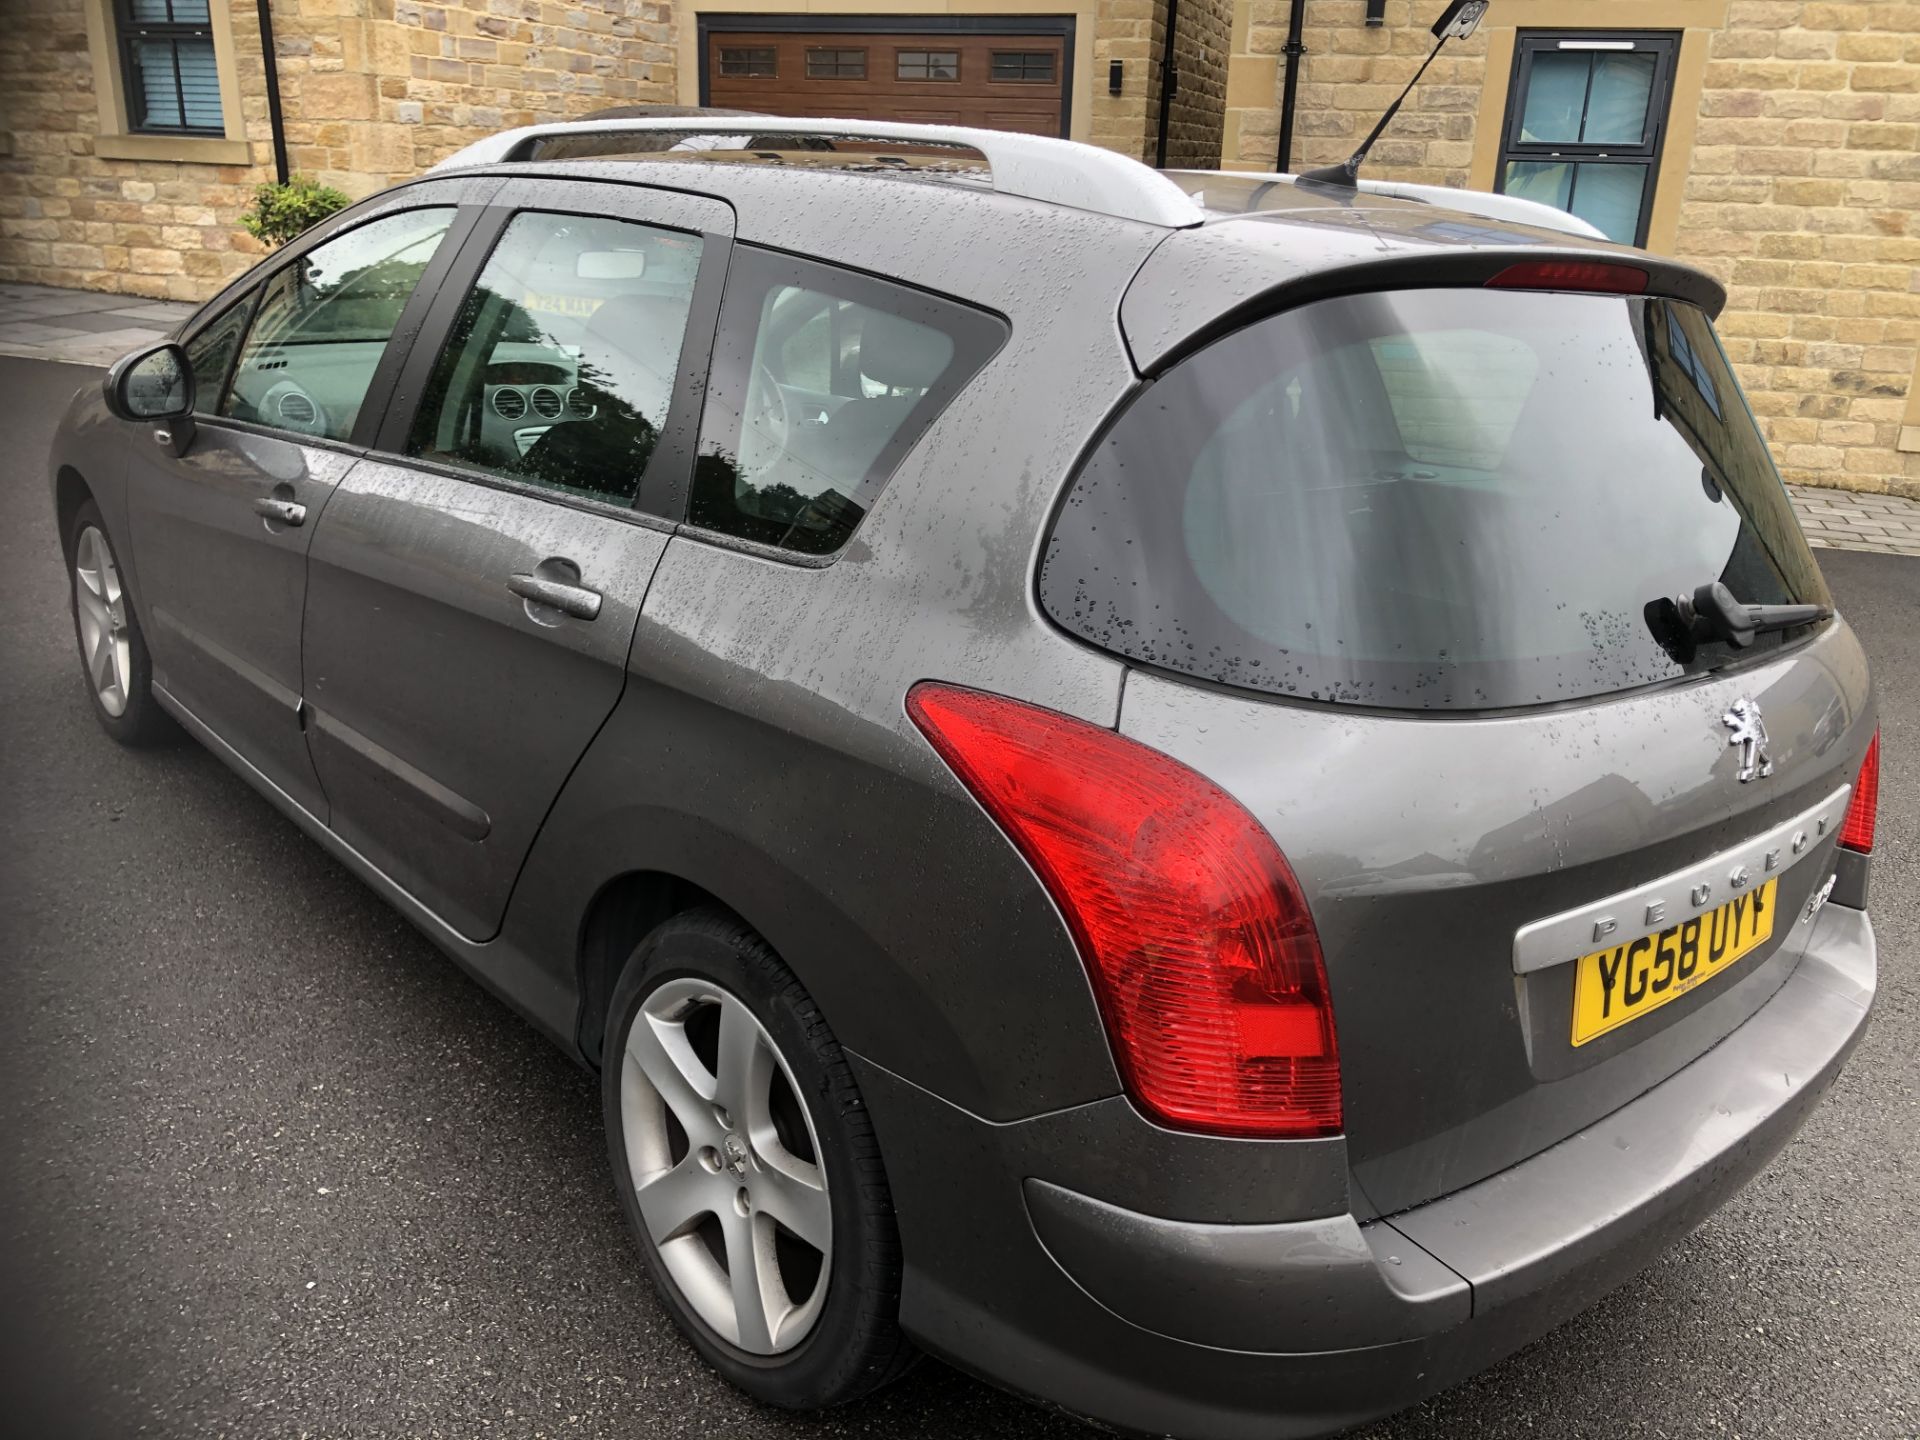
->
[706,30,1067,137]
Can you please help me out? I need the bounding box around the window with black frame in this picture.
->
[115,0,224,135]
[688,247,1005,556]
[1495,33,1678,246]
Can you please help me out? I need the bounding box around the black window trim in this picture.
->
[114,0,224,137]
[679,240,1009,569]
[1492,29,1681,249]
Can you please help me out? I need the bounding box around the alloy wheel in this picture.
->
[74,525,131,717]
[619,977,832,1354]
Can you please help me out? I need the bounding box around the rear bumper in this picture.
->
[855,902,1876,1440]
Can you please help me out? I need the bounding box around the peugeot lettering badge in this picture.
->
[1722,698,1772,783]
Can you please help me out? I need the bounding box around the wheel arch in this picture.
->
[520,803,1018,1114]
[54,465,94,560]
[575,868,731,1067]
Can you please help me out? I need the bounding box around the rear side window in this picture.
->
[689,247,1004,556]
[1041,288,1830,711]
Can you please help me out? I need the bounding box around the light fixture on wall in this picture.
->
[1108,59,1123,94]
[1365,0,1386,24]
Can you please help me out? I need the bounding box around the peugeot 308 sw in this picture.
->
[50,118,1880,1438]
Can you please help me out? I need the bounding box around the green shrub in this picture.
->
[238,175,352,249]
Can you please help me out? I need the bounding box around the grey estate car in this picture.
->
[50,118,1882,1439]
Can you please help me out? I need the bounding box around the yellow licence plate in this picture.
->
[1570,879,1779,1047]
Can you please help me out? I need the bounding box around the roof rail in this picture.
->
[428,117,1208,229]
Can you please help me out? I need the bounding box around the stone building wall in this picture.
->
[0,0,678,301]
[1223,0,1484,179]
[1088,0,1159,160]
[1678,0,1920,496]
[0,0,276,298]
[1218,0,1920,496]
[1165,0,1231,168]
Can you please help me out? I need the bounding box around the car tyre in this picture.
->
[603,907,917,1408]
[66,498,171,747]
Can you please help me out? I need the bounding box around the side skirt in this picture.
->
[153,681,583,1059]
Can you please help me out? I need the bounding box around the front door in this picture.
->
[124,199,472,817]
[299,181,733,942]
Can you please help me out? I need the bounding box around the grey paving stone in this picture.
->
[0,322,87,343]
[35,309,170,335]
[104,303,194,323]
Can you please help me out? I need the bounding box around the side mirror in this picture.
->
[105,342,194,422]
[104,342,196,456]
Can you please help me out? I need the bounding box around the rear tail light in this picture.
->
[1486,259,1650,294]
[906,683,1341,1139]
[1839,729,1880,854]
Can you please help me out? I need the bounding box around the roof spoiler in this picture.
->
[1348,177,1610,241]
[427,116,1209,229]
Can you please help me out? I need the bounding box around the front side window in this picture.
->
[1496,33,1678,245]
[184,292,252,414]
[689,248,1004,556]
[223,207,454,443]
[1041,288,1829,711]
[407,211,705,506]
[116,0,223,135]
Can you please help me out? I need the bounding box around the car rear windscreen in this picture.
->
[1040,288,1831,711]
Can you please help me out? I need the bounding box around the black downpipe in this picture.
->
[1153,0,1180,168]
[256,0,290,183]
[1275,0,1307,173]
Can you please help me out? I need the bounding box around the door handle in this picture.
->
[253,496,307,526]
[508,571,603,620]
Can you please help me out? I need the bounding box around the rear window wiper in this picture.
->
[1654,581,1832,653]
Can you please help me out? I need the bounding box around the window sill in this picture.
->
[95,133,253,165]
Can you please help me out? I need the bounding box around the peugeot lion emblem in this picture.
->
[1722,698,1772,783]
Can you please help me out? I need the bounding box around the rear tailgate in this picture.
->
[1045,266,1875,1216]
[1117,630,1873,1216]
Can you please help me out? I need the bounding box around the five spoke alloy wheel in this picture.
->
[619,977,832,1355]
[73,524,132,717]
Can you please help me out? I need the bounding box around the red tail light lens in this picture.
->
[906,682,1341,1138]
[1839,729,1880,854]
[1486,260,1649,294]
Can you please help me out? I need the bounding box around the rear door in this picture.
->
[1045,281,1876,1216]
[124,188,483,817]
[299,179,732,942]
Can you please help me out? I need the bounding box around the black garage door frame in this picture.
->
[696,12,1078,138]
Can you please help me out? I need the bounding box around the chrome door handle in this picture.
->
[252,496,306,526]
[508,571,602,620]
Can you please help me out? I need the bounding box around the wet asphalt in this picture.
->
[1,354,1915,1440]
